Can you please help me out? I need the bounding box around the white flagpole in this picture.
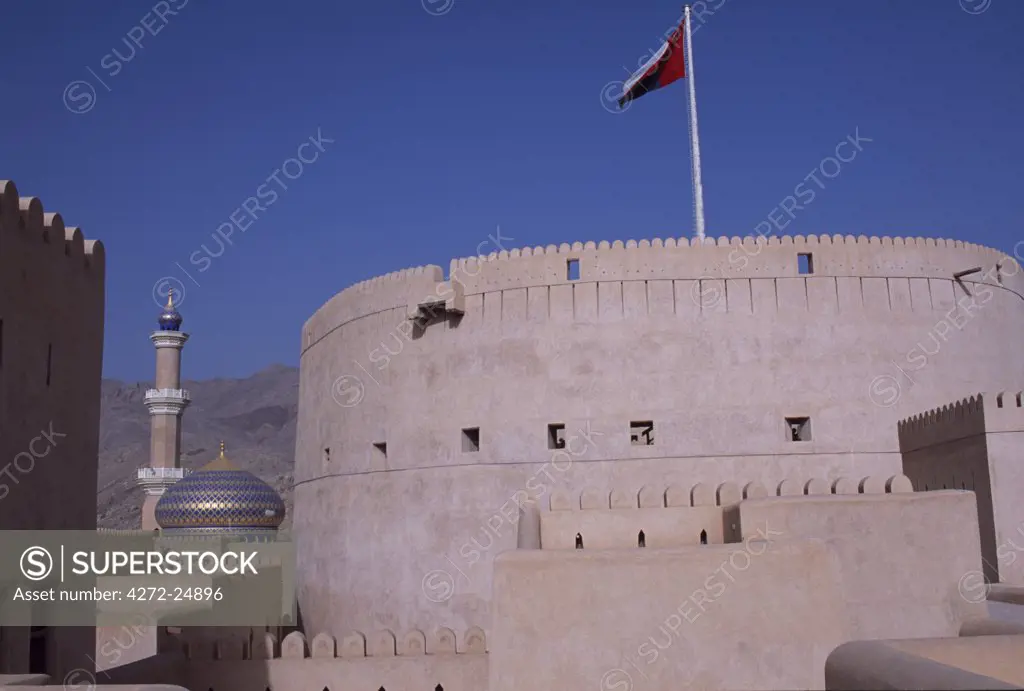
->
[684,5,706,241]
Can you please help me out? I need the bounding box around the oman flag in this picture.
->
[618,19,687,108]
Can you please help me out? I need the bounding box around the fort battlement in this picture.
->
[897,391,1024,452]
[178,628,486,660]
[541,475,914,549]
[549,474,914,511]
[302,264,443,350]
[301,233,1019,353]
[0,179,105,271]
[143,628,489,691]
[897,390,1024,585]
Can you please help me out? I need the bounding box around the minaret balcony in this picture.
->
[144,388,192,414]
[136,466,190,495]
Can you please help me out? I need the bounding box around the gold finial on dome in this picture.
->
[200,441,238,472]
[166,291,175,309]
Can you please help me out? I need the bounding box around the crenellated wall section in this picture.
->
[158,629,488,690]
[295,233,1024,638]
[0,179,106,680]
[899,391,1024,586]
[540,474,913,550]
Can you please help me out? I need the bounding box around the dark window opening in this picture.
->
[547,423,566,450]
[700,529,708,545]
[630,420,654,446]
[323,447,330,465]
[567,258,580,281]
[575,533,583,549]
[462,427,480,452]
[997,263,1004,285]
[1018,393,1023,407]
[924,484,929,491]
[638,530,646,548]
[997,394,1004,408]
[373,442,387,459]
[962,482,966,490]
[45,343,52,386]
[786,417,811,441]
[436,686,445,691]
[798,253,814,275]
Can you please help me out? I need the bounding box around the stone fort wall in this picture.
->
[294,234,1024,637]
[0,180,106,679]
[899,391,1024,585]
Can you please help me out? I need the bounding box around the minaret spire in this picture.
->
[137,295,192,530]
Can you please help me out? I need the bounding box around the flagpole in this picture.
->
[684,5,706,241]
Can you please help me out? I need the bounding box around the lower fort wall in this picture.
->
[489,491,984,691]
[114,629,490,691]
[899,392,1024,586]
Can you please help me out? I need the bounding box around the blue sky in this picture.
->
[1,0,1021,381]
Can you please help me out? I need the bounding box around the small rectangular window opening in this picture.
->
[630,421,654,446]
[786,417,811,442]
[547,423,566,450]
[798,253,814,275]
[567,259,580,281]
[462,427,480,452]
[373,442,388,459]
[323,447,330,466]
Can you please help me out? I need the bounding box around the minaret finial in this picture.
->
[166,291,175,309]
[219,441,226,457]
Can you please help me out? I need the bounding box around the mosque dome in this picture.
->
[158,292,183,331]
[154,443,285,536]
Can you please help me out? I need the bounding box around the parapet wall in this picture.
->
[450,234,1011,291]
[302,234,1019,351]
[302,264,443,350]
[0,179,105,271]
[541,475,913,550]
[167,629,488,691]
[899,390,1024,587]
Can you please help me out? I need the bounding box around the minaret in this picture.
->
[136,292,192,530]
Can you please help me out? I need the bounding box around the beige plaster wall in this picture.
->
[736,491,986,639]
[294,235,1024,636]
[899,393,1024,585]
[979,397,1024,587]
[0,180,106,681]
[489,539,847,691]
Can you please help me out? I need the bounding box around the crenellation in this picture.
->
[311,632,336,658]
[433,627,458,654]
[369,629,397,657]
[281,631,307,658]
[399,629,426,656]
[339,631,366,658]
[463,627,487,654]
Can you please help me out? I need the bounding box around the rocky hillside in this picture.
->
[97,364,299,529]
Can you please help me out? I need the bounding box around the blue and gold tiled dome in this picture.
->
[155,442,285,536]
[158,291,183,331]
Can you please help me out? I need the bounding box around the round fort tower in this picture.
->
[293,234,1024,638]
